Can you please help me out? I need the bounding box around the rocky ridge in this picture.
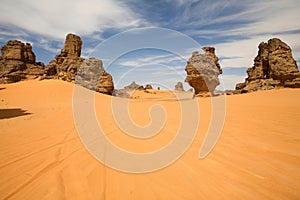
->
[0,33,114,95]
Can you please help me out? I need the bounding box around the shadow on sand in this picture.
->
[0,108,31,119]
[0,87,5,90]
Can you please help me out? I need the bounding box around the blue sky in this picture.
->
[0,0,300,90]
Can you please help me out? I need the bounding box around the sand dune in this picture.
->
[0,80,300,199]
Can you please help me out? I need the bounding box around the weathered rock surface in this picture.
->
[0,40,44,83]
[202,47,222,74]
[75,58,114,95]
[185,49,222,94]
[174,81,184,91]
[45,33,84,81]
[236,38,300,93]
[45,33,114,95]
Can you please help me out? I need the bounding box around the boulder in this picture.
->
[185,49,222,94]
[76,58,114,95]
[236,38,300,93]
[96,71,114,95]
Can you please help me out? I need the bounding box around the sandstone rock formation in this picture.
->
[0,40,44,83]
[174,81,184,91]
[75,58,114,95]
[45,33,84,81]
[45,33,114,95]
[236,38,300,93]
[185,49,222,94]
[202,47,222,74]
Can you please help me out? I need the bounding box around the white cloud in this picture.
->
[0,29,28,38]
[0,0,146,39]
[118,60,141,67]
[117,53,186,67]
[225,0,300,36]
[35,38,60,53]
[180,0,300,34]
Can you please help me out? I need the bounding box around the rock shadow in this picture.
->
[0,108,31,119]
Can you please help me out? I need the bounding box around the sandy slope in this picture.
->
[0,80,300,199]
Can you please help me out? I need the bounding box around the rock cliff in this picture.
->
[236,38,300,93]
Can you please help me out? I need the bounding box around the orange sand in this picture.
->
[0,80,300,199]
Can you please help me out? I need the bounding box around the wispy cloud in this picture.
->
[176,0,299,36]
[0,0,147,39]
[35,38,60,54]
[179,0,300,71]
[117,53,186,67]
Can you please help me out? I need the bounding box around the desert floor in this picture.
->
[0,80,300,199]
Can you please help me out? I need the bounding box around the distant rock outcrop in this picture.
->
[174,81,184,91]
[185,48,222,94]
[114,82,145,98]
[236,38,300,93]
[45,33,114,95]
[145,84,153,90]
[0,40,44,83]
[124,81,144,91]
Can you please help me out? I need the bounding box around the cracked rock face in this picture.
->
[236,38,300,93]
[0,40,44,83]
[185,48,222,94]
